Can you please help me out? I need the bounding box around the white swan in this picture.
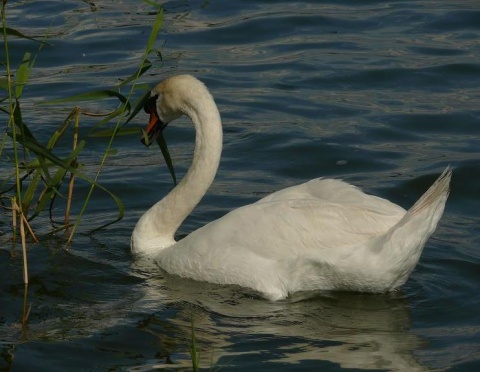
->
[131,75,451,301]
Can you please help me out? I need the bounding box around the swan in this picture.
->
[131,75,451,301]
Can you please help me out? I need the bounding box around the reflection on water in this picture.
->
[1,251,427,371]
[132,271,428,371]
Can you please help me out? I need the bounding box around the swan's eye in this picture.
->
[144,94,159,114]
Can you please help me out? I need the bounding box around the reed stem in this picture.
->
[64,107,80,227]
[11,197,17,241]
[21,219,28,284]
[189,318,200,372]
[22,283,31,330]
[2,0,25,243]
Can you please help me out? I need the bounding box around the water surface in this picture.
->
[1,1,479,370]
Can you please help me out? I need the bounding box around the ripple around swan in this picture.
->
[1,0,480,371]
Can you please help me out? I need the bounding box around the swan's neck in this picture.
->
[131,93,222,257]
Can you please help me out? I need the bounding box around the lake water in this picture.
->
[1,0,479,370]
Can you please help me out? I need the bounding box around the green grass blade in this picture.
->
[46,108,77,149]
[118,59,152,88]
[13,100,37,144]
[87,107,126,135]
[20,158,55,170]
[124,90,150,126]
[0,77,9,90]
[89,190,125,231]
[15,52,33,98]
[39,90,130,110]
[22,169,43,213]
[5,27,50,45]
[143,3,163,54]
[156,133,177,185]
[28,140,82,222]
[30,177,66,222]
[12,101,54,182]
[188,319,200,372]
[29,147,80,221]
[89,127,141,137]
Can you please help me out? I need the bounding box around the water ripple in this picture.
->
[2,0,479,370]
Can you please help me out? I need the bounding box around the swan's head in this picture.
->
[141,74,210,147]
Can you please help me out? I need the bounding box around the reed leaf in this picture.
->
[89,127,141,137]
[188,319,200,372]
[46,107,78,149]
[0,77,9,90]
[87,107,127,135]
[13,101,36,142]
[22,169,42,213]
[24,108,81,218]
[143,2,163,54]
[4,27,50,45]
[12,103,53,181]
[118,59,152,88]
[12,135,81,179]
[124,90,150,126]
[29,143,84,222]
[15,52,33,99]
[140,6,176,184]
[39,90,130,111]
[157,133,177,185]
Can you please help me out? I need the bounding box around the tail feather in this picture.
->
[409,166,452,216]
[369,167,452,290]
[393,166,452,237]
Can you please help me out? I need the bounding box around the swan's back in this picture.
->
[256,178,406,237]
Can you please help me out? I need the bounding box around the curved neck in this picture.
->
[131,93,222,256]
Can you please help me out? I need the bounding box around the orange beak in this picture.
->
[141,107,166,147]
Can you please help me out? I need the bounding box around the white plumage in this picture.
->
[131,75,451,300]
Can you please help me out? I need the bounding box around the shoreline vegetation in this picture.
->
[1,0,170,289]
[2,2,208,369]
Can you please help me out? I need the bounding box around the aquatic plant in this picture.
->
[189,318,201,372]
[0,0,170,288]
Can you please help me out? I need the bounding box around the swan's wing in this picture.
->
[256,178,405,216]
[185,192,406,262]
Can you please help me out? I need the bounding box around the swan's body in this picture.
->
[131,75,451,300]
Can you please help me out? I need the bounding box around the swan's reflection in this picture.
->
[132,270,428,371]
[1,254,428,371]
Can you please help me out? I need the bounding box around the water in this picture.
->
[1,0,479,370]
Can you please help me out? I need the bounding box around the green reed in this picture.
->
[1,1,172,285]
[189,318,201,372]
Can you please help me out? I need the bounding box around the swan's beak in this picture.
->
[141,94,168,147]
[141,110,165,147]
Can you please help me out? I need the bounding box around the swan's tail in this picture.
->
[373,167,452,289]
[409,166,452,218]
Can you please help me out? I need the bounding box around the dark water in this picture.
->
[1,0,479,370]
